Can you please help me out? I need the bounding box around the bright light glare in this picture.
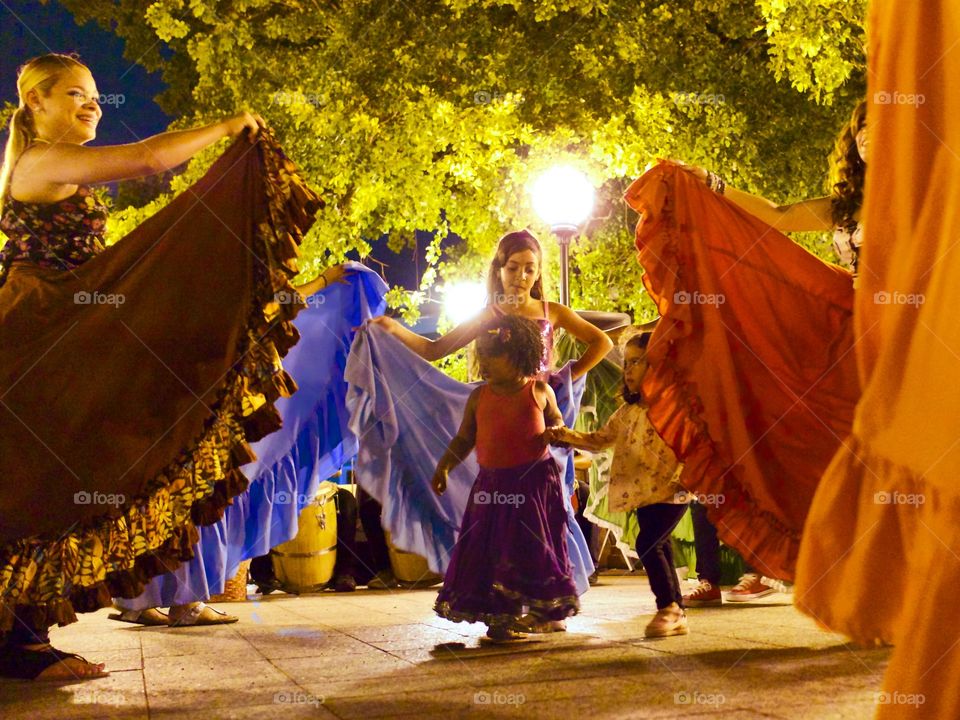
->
[443,282,487,325]
[530,165,595,229]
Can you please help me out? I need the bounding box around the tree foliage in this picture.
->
[50,0,865,322]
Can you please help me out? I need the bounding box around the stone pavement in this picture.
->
[0,573,890,719]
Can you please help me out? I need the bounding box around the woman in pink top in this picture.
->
[432,315,578,643]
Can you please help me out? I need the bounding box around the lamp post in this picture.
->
[530,166,595,307]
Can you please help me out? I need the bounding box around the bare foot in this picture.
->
[21,644,108,681]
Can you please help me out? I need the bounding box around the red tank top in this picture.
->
[475,380,548,469]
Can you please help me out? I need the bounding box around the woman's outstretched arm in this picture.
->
[369,306,496,362]
[296,264,352,297]
[16,113,264,188]
[677,163,834,233]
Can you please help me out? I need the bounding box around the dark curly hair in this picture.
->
[828,100,867,230]
[476,314,544,378]
[622,331,651,405]
[486,230,545,304]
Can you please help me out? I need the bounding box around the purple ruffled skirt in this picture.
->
[434,455,579,626]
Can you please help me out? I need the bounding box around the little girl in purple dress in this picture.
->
[432,315,579,642]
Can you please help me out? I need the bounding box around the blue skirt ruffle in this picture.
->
[117,263,387,609]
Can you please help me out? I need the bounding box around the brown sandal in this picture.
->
[108,608,170,626]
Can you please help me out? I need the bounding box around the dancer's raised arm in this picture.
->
[2,55,264,203]
[549,302,613,380]
[676,163,834,233]
[369,306,496,362]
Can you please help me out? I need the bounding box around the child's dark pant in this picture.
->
[635,503,688,610]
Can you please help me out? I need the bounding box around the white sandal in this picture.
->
[167,602,238,627]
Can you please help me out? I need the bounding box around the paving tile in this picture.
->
[271,649,416,684]
[323,687,480,719]
[0,575,892,719]
[143,656,291,711]
[150,698,338,719]
[138,625,256,659]
[0,668,147,720]
[234,625,373,659]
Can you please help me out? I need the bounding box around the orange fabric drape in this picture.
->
[624,165,859,582]
[795,1,960,717]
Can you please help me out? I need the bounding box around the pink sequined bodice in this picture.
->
[492,301,554,373]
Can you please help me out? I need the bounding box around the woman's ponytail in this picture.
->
[0,106,37,211]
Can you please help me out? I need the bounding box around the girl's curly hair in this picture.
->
[828,100,867,230]
[476,314,544,378]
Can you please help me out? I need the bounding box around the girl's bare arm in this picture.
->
[550,303,613,380]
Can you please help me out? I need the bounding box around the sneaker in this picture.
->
[682,580,722,607]
[725,573,777,602]
[644,603,688,638]
[367,569,398,589]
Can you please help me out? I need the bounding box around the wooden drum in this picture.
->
[271,482,339,594]
[385,531,443,589]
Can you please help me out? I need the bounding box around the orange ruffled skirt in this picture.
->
[795,1,960,717]
[624,164,859,582]
[0,133,319,632]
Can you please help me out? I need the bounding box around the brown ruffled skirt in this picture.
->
[0,133,320,632]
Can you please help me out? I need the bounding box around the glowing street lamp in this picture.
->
[530,165,595,307]
[443,281,487,325]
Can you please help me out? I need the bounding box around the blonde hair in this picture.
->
[0,53,90,210]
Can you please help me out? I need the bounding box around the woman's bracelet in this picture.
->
[705,170,726,196]
[320,275,328,289]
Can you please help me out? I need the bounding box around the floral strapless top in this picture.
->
[832,222,862,277]
[0,186,108,288]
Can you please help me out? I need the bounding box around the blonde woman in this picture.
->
[0,54,319,681]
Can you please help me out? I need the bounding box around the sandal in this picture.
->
[108,608,170,626]
[512,615,567,634]
[482,625,529,645]
[168,602,239,627]
[0,643,109,682]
